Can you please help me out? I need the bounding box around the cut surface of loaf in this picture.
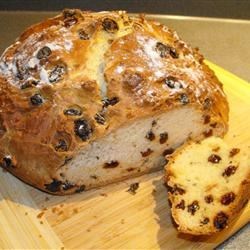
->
[166,137,250,235]
[0,10,229,194]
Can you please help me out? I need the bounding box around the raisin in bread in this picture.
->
[166,137,250,235]
[0,10,228,194]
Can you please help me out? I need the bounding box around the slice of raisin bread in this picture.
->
[165,137,250,235]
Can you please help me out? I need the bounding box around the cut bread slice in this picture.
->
[165,137,250,235]
[59,106,215,189]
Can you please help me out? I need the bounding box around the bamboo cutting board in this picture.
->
[0,62,249,249]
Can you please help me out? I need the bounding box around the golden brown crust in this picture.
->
[0,10,229,194]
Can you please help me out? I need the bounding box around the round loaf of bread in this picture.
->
[0,10,229,194]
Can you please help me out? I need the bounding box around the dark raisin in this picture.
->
[20,82,33,90]
[102,97,120,107]
[94,112,105,125]
[175,200,185,210]
[63,9,76,18]
[203,115,211,124]
[59,173,65,178]
[37,46,51,60]
[74,119,92,141]
[49,65,66,83]
[127,168,135,172]
[54,139,68,152]
[145,130,155,141]
[90,175,98,179]
[15,60,26,80]
[64,17,77,27]
[167,184,186,195]
[214,212,228,230]
[78,29,90,40]
[208,154,221,164]
[222,165,237,177]
[221,192,236,205]
[108,97,119,106]
[204,195,214,204]
[62,181,75,191]
[210,122,217,128]
[187,200,200,215]
[229,148,240,157]
[155,42,178,58]
[159,132,168,144]
[103,160,119,168]
[30,93,43,106]
[162,148,175,156]
[75,185,86,193]
[16,70,24,80]
[102,18,119,32]
[21,83,31,90]
[1,156,12,168]
[156,42,168,57]
[126,182,139,195]
[204,98,212,110]
[31,80,39,86]
[169,47,179,58]
[45,179,62,192]
[203,129,213,137]
[201,217,210,225]
[64,108,82,116]
[164,76,182,89]
[140,148,153,157]
[152,120,157,126]
[179,93,189,105]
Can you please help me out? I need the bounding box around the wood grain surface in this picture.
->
[0,62,249,249]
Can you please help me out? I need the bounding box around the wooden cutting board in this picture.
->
[0,62,249,249]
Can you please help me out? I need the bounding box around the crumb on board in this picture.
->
[52,207,58,213]
[126,182,139,195]
[100,193,108,197]
[73,208,79,214]
[25,212,28,216]
[57,210,64,216]
[40,221,43,224]
[37,211,45,219]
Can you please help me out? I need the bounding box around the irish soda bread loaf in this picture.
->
[166,137,250,235]
[0,10,229,194]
